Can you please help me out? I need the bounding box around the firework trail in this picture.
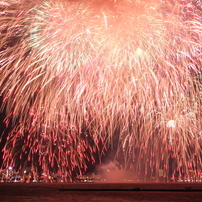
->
[0,0,202,181]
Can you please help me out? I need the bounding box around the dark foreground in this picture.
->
[0,182,202,202]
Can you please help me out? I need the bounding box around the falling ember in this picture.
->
[0,0,202,181]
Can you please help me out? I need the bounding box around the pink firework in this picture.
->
[0,0,202,181]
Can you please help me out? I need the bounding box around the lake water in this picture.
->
[0,182,202,202]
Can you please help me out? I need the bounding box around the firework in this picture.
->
[0,0,202,181]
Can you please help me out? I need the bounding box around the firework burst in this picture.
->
[0,0,202,181]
